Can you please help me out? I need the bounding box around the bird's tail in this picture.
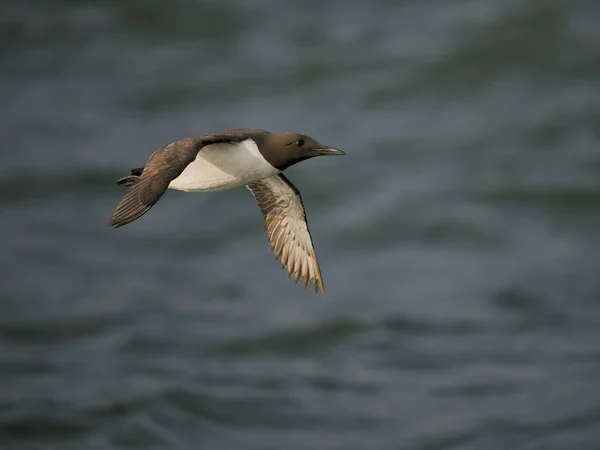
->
[116,175,139,186]
[115,167,144,187]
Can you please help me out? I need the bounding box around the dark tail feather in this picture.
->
[116,175,140,187]
[116,168,144,186]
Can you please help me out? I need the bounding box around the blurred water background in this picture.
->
[1,0,600,449]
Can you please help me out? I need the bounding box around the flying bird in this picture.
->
[108,128,345,293]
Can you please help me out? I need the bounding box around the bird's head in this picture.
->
[263,132,345,170]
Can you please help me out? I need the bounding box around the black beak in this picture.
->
[314,147,346,156]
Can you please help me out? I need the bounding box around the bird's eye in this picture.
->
[297,139,305,147]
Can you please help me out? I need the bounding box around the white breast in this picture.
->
[168,139,280,192]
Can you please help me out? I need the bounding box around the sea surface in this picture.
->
[1,1,600,449]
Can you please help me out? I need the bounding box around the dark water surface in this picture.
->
[2,1,600,449]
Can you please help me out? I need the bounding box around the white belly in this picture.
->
[168,139,279,192]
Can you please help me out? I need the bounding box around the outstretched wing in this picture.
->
[247,174,324,294]
[108,138,200,228]
[108,130,265,228]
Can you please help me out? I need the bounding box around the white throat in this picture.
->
[168,138,280,192]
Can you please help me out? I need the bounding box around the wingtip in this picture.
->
[302,276,324,295]
[315,278,324,295]
[106,217,122,229]
[277,255,325,295]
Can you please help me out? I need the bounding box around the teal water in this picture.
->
[1,1,600,449]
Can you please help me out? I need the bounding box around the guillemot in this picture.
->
[108,128,345,294]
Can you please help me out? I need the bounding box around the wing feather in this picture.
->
[247,174,325,294]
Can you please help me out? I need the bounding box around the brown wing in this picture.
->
[247,174,325,294]
[108,139,199,228]
[108,130,265,228]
